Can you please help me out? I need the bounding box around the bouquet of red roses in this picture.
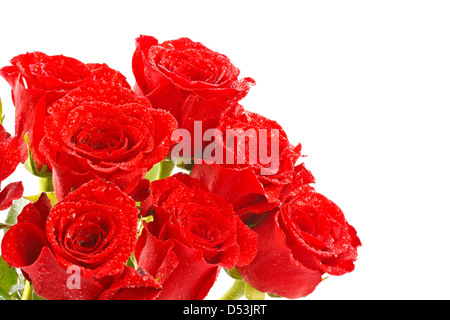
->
[0,35,361,300]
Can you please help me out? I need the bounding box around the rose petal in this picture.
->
[0,125,21,182]
[0,182,24,211]
[1,222,47,268]
[86,63,131,89]
[235,217,258,267]
[237,211,323,299]
[98,266,162,300]
[135,227,178,284]
[191,163,274,218]
[16,192,51,231]
[155,240,220,300]
[9,52,93,91]
[22,247,103,300]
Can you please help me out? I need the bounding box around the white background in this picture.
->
[1,0,450,300]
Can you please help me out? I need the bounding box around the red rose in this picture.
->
[237,185,361,299]
[0,124,23,210]
[136,173,257,300]
[0,52,131,167]
[39,80,177,201]
[1,179,162,300]
[191,107,302,222]
[132,35,255,149]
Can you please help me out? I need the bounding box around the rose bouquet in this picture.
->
[0,35,360,300]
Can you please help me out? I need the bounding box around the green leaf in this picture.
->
[0,256,19,300]
[0,98,4,125]
[145,162,160,182]
[145,159,175,182]
[126,252,137,269]
[3,198,29,233]
[0,286,9,300]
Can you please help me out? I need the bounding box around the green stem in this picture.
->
[220,279,246,300]
[245,282,265,300]
[21,280,33,300]
[224,267,243,280]
[39,176,54,193]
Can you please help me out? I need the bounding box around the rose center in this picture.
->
[65,223,107,254]
[189,223,214,242]
[77,127,122,151]
[74,232,101,249]
[287,203,334,250]
[291,211,315,235]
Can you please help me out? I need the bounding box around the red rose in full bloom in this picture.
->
[136,173,257,300]
[191,106,302,222]
[1,179,165,300]
[237,184,361,299]
[0,124,23,210]
[132,35,255,150]
[0,52,131,167]
[39,80,177,201]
